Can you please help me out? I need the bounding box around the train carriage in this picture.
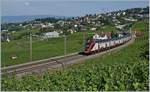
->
[84,33,132,54]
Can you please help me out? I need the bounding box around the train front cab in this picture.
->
[84,38,95,55]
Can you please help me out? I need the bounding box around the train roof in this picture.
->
[94,34,131,43]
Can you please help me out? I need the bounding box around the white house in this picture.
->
[12,31,16,33]
[57,20,65,27]
[118,34,123,37]
[2,30,8,32]
[117,13,121,16]
[124,17,137,22]
[115,25,126,29]
[123,12,126,15]
[67,29,76,34]
[41,24,46,28]
[74,24,78,28]
[60,31,63,34]
[91,28,97,31]
[19,24,22,26]
[48,23,54,28]
[6,38,10,42]
[93,34,108,40]
[107,13,112,16]
[42,31,59,39]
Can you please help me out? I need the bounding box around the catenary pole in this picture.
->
[64,35,66,56]
[83,31,86,52]
[29,25,32,62]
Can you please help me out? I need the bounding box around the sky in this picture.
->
[1,0,149,17]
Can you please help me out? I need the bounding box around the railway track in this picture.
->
[1,38,134,76]
[1,54,85,75]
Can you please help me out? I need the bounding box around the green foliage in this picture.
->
[2,61,148,91]
[35,17,61,23]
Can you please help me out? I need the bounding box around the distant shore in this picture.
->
[1,15,73,24]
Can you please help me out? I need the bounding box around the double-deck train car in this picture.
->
[84,33,132,54]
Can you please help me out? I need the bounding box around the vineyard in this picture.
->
[2,31,149,91]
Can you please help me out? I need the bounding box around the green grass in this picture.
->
[132,21,149,31]
[100,25,117,32]
[2,31,149,91]
[1,32,84,67]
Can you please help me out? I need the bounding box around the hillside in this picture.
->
[2,29,149,91]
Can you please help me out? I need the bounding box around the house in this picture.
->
[92,21,96,24]
[32,24,42,28]
[41,24,46,28]
[6,38,10,42]
[123,12,126,15]
[12,31,16,33]
[118,34,123,37]
[67,29,76,34]
[2,30,8,32]
[74,24,78,28]
[115,25,126,29]
[19,24,22,26]
[11,56,17,60]
[136,14,149,18]
[1,33,11,42]
[117,13,120,16]
[132,30,143,37]
[107,13,112,16]
[57,20,65,27]
[124,17,137,22]
[48,23,54,28]
[93,32,112,40]
[93,34,108,40]
[42,31,59,39]
[60,31,63,34]
[91,28,97,31]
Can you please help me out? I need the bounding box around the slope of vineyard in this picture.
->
[2,31,149,91]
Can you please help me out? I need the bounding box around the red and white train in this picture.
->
[84,33,132,54]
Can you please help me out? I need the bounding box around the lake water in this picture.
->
[1,15,72,24]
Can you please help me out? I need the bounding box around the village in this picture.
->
[1,7,149,42]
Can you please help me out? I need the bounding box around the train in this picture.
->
[83,32,132,54]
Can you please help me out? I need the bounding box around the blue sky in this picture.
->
[1,0,149,16]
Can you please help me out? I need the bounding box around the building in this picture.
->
[42,31,59,39]
[124,17,137,22]
[2,30,8,32]
[32,24,42,28]
[93,34,108,40]
[48,23,54,28]
[115,25,126,29]
[91,28,97,31]
[67,29,77,34]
